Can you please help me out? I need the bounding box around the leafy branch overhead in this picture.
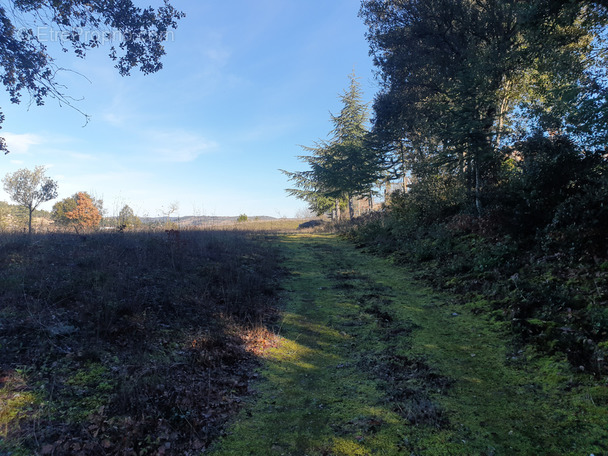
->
[0,0,185,153]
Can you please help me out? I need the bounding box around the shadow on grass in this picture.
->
[212,233,608,456]
[209,234,436,456]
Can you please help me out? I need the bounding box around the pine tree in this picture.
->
[283,73,381,219]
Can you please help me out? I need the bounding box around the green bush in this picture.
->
[390,174,467,226]
[342,133,608,374]
[546,173,608,257]
[495,134,602,240]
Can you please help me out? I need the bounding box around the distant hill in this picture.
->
[0,202,289,230]
[134,215,278,227]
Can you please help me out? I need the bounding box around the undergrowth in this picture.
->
[339,135,608,376]
[340,208,608,377]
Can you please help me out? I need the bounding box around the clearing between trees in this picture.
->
[1,229,606,455]
[211,233,607,456]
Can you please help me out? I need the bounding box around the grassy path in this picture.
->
[210,233,607,455]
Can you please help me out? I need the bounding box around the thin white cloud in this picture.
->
[69,152,97,161]
[2,132,43,155]
[236,116,298,143]
[203,45,231,64]
[200,31,232,69]
[100,92,139,127]
[146,129,218,163]
[102,110,127,127]
[53,170,154,203]
[176,31,252,99]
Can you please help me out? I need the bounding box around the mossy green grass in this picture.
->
[210,233,607,456]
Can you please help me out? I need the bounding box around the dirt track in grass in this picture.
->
[210,233,608,456]
[3,229,605,455]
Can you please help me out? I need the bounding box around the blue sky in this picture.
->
[0,0,378,218]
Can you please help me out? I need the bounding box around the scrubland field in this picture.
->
[2,220,607,456]
[0,227,285,455]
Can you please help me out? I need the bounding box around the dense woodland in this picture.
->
[285,0,608,375]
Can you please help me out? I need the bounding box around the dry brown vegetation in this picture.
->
[0,228,283,455]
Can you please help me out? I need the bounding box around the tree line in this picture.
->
[282,72,382,220]
[308,0,608,375]
[285,1,608,227]
[0,1,182,230]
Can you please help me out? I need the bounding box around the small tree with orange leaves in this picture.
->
[66,192,102,233]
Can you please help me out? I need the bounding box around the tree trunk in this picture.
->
[28,205,33,235]
[495,98,507,149]
[368,191,373,212]
[348,195,354,220]
[475,160,482,216]
[334,199,341,221]
[495,80,512,149]
[400,140,407,192]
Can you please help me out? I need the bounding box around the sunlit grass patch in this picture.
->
[212,232,608,455]
[239,324,281,357]
[0,369,41,450]
[210,233,411,455]
[327,437,369,455]
[266,337,319,369]
[62,363,114,422]
[348,243,608,455]
[226,218,304,232]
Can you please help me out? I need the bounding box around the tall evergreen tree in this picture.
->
[283,73,381,219]
[281,143,344,218]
